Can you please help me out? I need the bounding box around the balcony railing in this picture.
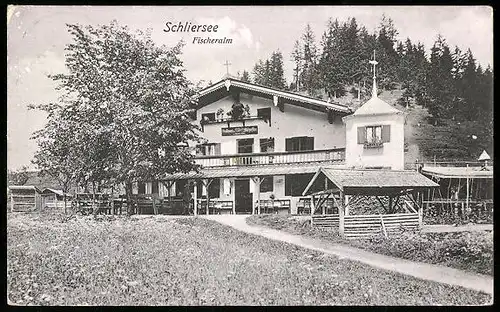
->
[195,148,345,167]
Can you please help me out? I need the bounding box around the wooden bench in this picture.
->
[255,199,291,214]
[197,199,234,214]
[297,197,337,215]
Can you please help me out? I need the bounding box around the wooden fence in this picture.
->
[312,212,421,239]
[344,213,420,239]
[311,214,339,228]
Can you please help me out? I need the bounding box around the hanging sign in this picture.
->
[222,126,258,136]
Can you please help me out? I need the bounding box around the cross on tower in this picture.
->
[223,60,232,75]
[368,50,378,79]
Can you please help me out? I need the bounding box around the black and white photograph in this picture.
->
[6,5,493,306]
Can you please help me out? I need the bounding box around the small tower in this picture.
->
[342,51,405,170]
[478,150,491,169]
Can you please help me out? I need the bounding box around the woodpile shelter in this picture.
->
[302,168,439,239]
[9,185,42,212]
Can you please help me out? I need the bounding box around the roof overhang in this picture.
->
[302,167,439,196]
[160,162,345,181]
[421,166,493,179]
[195,78,352,115]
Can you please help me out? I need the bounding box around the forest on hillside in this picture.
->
[236,15,493,161]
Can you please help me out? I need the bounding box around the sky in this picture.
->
[7,5,493,170]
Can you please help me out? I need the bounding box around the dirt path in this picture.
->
[202,215,493,296]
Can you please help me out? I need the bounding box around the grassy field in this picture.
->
[7,213,492,306]
[247,215,494,276]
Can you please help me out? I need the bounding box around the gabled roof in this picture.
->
[478,150,491,161]
[195,77,352,114]
[303,167,438,196]
[421,166,493,179]
[8,185,42,192]
[41,188,72,197]
[352,96,402,116]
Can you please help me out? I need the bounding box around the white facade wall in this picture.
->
[344,113,405,170]
[189,93,347,213]
[194,94,346,153]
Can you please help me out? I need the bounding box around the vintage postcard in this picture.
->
[7,5,493,306]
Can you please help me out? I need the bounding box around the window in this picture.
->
[257,107,271,123]
[260,138,275,153]
[209,178,221,198]
[237,138,254,154]
[366,126,382,144]
[285,136,314,152]
[260,176,274,193]
[357,125,391,144]
[201,113,216,122]
[285,173,314,196]
[138,182,146,194]
[152,181,159,194]
[196,143,221,156]
[175,180,188,197]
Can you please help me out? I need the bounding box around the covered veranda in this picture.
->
[160,162,340,215]
[302,168,439,238]
[420,165,493,223]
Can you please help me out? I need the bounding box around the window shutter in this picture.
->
[306,137,314,151]
[285,138,292,152]
[215,143,221,155]
[357,127,366,144]
[382,125,391,143]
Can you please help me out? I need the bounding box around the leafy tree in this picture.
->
[30,21,200,215]
[8,166,30,186]
[30,106,80,213]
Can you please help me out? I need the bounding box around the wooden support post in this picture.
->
[339,192,345,237]
[10,192,14,213]
[310,195,315,216]
[466,174,470,213]
[344,195,349,216]
[202,180,209,215]
[388,196,393,214]
[163,180,173,215]
[380,215,387,237]
[418,191,423,229]
[193,180,198,216]
[204,179,213,215]
[231,179,236,215]
[253,177,262,215]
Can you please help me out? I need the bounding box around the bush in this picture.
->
[248,215,493,276]
[349,231,493,276]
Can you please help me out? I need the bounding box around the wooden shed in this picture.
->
[8,185,42,212]
[41,188,72,210]
[302,167,439,239]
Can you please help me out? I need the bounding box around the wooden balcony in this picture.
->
[194,148,345,167]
